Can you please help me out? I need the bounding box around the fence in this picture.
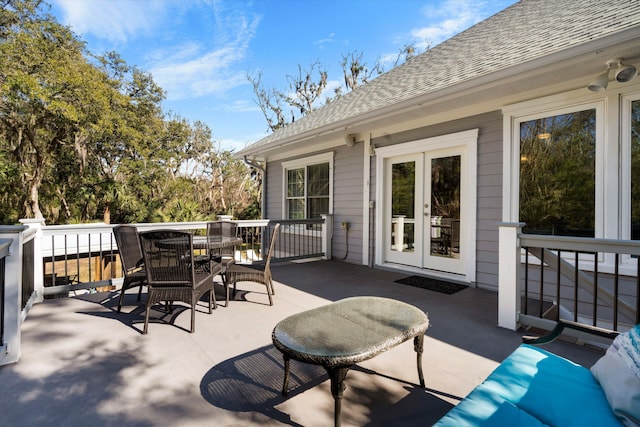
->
[0,241,8,347]
[519,234,640,334]
[40,217,330,298]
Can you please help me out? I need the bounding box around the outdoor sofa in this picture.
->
[433,321,640,427]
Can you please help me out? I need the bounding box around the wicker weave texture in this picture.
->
[227,223,280,306]
[113,224,147,312]
[139,230,216,334]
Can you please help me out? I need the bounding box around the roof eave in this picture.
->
[236,26,640,160]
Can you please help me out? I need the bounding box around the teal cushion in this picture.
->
[433,385,545,427]
[481,344,621,427]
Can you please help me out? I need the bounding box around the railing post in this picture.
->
[322,214,333,260]
[0,225,29,365]
[498,222,525,330]
[19,219,45,304]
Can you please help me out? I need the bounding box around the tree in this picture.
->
[0,1,112,219]
[0,0,260,225]
[249,44,423,133]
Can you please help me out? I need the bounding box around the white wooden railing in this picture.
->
[499,223,640,335]
[0,215,333,366]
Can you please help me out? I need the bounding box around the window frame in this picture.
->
[503,93,606,238]
[281,152,334,222]
[501,86,640,274]
[621,91,640,241]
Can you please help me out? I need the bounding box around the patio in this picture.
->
[0,260,604,426]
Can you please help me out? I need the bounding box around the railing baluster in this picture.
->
[539,250,544,319]
[573,252,579,322]
[50,235,56,287]
[592,252,598,327]
[556,249,561,322]
[637,256,640,325]
[613,253,619,330]
[524,247,529,315]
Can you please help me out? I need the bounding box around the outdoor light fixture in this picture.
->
[587,62,611,92]
[588,59,638,92]
[614,59,637,83]
[344,134,356,147]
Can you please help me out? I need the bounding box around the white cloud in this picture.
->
[412,0,496,49]
[54,0,166,43]
[219,133,268,152]
[148,7,261,101]
[313,32,335,49]
[222,99,261,114]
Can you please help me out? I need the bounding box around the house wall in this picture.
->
[264,144,364,264]
[371,111,503,290]
[264,111,503,290]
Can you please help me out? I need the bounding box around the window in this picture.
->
[519,109,596,236]
[282,153,333,220]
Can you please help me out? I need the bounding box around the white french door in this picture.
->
[376,130,477,280]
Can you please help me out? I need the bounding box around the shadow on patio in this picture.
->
[0,260,605,426]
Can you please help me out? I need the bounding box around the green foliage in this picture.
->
[519,110,596,236]
[0,0,260,225]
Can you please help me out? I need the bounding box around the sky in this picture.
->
[49,0,518,152]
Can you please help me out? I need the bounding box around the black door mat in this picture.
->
[394,275,468,294]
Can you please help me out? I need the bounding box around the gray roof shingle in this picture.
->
[240,0,640,155]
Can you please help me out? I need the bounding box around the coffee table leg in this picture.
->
[414,334,425,387]
[282,354,291,395]
[324,366,351,427]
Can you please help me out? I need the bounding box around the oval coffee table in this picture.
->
[272,296,429,427]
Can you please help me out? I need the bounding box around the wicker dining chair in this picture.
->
[138,230,220,334]
[206,220,238,281]
[113,224,147,312]
[226,223,280,306]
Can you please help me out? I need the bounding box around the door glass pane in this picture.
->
[391,161,415,253]
[519,109,596,237]
[631,100,640,239]
[430,155,461,258]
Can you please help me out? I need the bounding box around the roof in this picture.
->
[238,0,640,158]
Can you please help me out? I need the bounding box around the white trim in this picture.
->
[503,96,606,238]
[363,134,371,266]
[621,91,640,240]
[281,152,334,170]
[375,128,479,157]
[375,129,478,283]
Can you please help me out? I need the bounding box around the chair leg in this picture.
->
[143,304,151,334]
[225,281,230,307]
[190,303,196,333]
[117,278,129,312]
[266,281,273,306]
[117,289,125,313]
[137,283,143,301]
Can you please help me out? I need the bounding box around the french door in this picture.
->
[378,130,477,279]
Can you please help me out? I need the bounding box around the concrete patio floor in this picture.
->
[0,260,605,426]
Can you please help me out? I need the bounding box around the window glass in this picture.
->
[285,162,330,220]
[307,163,329,219]
[287,168,304,197]
[519,109,596,236]
[631,100,640,239]
[391,161,415,252]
